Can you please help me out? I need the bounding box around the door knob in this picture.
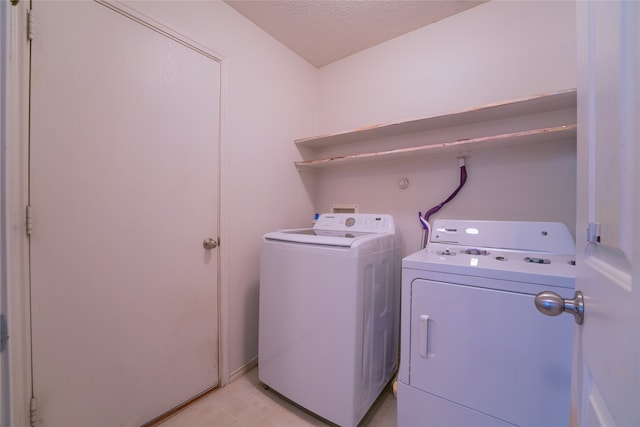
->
[534,290,584,325]
[203,238,218,250]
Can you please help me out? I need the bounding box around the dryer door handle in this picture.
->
[418,315,430,358]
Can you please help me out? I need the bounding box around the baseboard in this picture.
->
[229,356,258,383]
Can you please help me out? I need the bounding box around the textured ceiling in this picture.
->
[224,0,487,68]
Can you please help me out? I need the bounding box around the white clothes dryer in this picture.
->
[398,219,576,427]
[259,213,402,427]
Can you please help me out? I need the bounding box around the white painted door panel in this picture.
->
[29,2,220,425]
[573,1,639,426]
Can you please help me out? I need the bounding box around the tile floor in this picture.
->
[157,366,397,427]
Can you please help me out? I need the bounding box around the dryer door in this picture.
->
[409,279,572,427]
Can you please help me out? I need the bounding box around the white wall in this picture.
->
[315,0,577,256]
[317,0,577,134]
[125,1,319,376]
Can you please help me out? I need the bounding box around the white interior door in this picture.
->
[29,2,220,425]
[572,1,640,426]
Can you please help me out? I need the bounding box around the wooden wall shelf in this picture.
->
[294,89,577,169]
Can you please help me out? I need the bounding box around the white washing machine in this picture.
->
[398,219,575,427]
[259,213,402,427]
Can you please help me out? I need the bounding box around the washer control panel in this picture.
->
[314,213,395,234]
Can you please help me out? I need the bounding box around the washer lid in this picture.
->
[264,228,377,247]
[264,213,396,247]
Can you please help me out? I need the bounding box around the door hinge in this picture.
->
[0,314,7,353]
[30,396,37,427]
[27,8,34,41]
[26,205,33,236]
[587,222,601,243]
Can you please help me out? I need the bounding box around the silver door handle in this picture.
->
[534,290,584,325]
[203,238,218,250]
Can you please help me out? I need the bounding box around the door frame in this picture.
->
[2,2,231,425]
[2,1,31,426]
